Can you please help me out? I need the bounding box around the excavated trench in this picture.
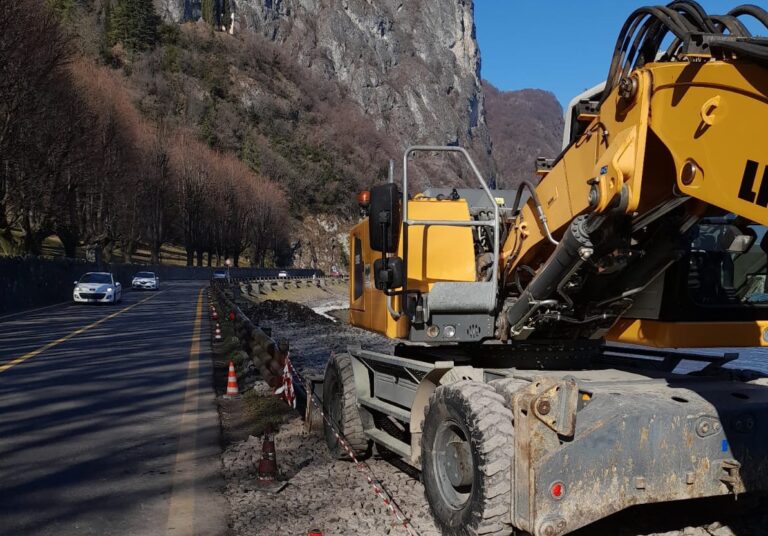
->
[214,287,768,536]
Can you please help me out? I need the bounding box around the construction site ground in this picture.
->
[213,283,768,536]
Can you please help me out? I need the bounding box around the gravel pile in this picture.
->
[220,292,768,536]
[242,299,393,374]
[222,414,440,535]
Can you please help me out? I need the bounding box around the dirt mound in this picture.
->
[242,299,392,374]
[244,300,335,326]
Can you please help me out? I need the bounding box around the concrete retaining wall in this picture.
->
[0,256,318,315]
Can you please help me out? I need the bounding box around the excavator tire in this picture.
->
[322,352,370,460]
[422,380,515,536]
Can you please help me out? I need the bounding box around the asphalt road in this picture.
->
[0,281,226,536]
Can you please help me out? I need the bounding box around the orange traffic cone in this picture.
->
[257,426,277,481]
[224,361,239,399]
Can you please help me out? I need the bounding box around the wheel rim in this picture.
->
[433,419,474,510]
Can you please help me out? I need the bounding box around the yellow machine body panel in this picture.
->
[349,198,475,338]
[503,69,654,266]
[649,62,768,225]
[608,318,768,348]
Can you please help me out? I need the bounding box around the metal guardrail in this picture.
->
[227,276,349,297]
[210,282,290,389]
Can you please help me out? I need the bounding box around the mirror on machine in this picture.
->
[368,183,401,253]
[368,183,403,291]
[373,257,404,290]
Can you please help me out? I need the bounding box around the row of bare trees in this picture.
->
[0,0,289,266]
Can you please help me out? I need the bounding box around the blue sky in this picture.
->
[474,1,766,108]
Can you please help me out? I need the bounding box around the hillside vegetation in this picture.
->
[483,81,564,189]
[1,0,564,269]
[2,0,409,268]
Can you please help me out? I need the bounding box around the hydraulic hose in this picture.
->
[505,216,593,332]
[511,180,559,246]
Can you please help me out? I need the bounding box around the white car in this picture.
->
[132,271,159,290]
[277,270,288,279]
[73,272,122,304]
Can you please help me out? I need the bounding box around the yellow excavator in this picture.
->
[322,3,768,535]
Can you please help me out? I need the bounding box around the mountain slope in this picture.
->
[483,81,563,189]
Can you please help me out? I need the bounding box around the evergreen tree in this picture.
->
[221,0,231,31]
[201,0,215,26]
[109,0,159,53]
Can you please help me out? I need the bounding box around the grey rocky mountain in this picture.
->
[158,0,495,182]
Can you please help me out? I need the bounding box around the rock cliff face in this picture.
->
[234,0,493,173]
[290,214,351,272]
[152,1,507,270]
[160,0,495,181]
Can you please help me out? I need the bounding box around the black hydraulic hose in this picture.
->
[668,1,718,33]
[510,180,558,246]
[602,7,691,104]
[711,15,750,36]
[542,313,613,325]
[729,5,768,31]
[627,17,669,70]
[711,40,768,64]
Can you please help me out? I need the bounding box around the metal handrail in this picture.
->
[401,146,499,306]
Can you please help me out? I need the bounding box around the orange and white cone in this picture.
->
[224,361,239,399]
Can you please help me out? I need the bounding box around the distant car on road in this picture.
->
[132,271,159,290]
[212,269,228,280]
[73,272,122,304]
[277,270,288,279]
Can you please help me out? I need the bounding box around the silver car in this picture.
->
[132,271,159,290]
[73,272,122,304]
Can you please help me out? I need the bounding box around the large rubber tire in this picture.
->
[422,380,515,536]
[322,352,370,460]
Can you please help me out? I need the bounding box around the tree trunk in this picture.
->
[122,239,135,264]
[57,229,78,258]
[102,240,114,264]
[150,240,161,265]
[23,230,46,256]
[186,247,194,266]
[196,250,204,266]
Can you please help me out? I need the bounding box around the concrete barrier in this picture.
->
[210,282,289,389]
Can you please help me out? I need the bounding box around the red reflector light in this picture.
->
[551,482,565,499]
[308,531,323,536]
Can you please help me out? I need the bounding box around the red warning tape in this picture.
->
[278,355,419,536]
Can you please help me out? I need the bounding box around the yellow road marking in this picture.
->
[166,289,203,535]
[0,292,164,374]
